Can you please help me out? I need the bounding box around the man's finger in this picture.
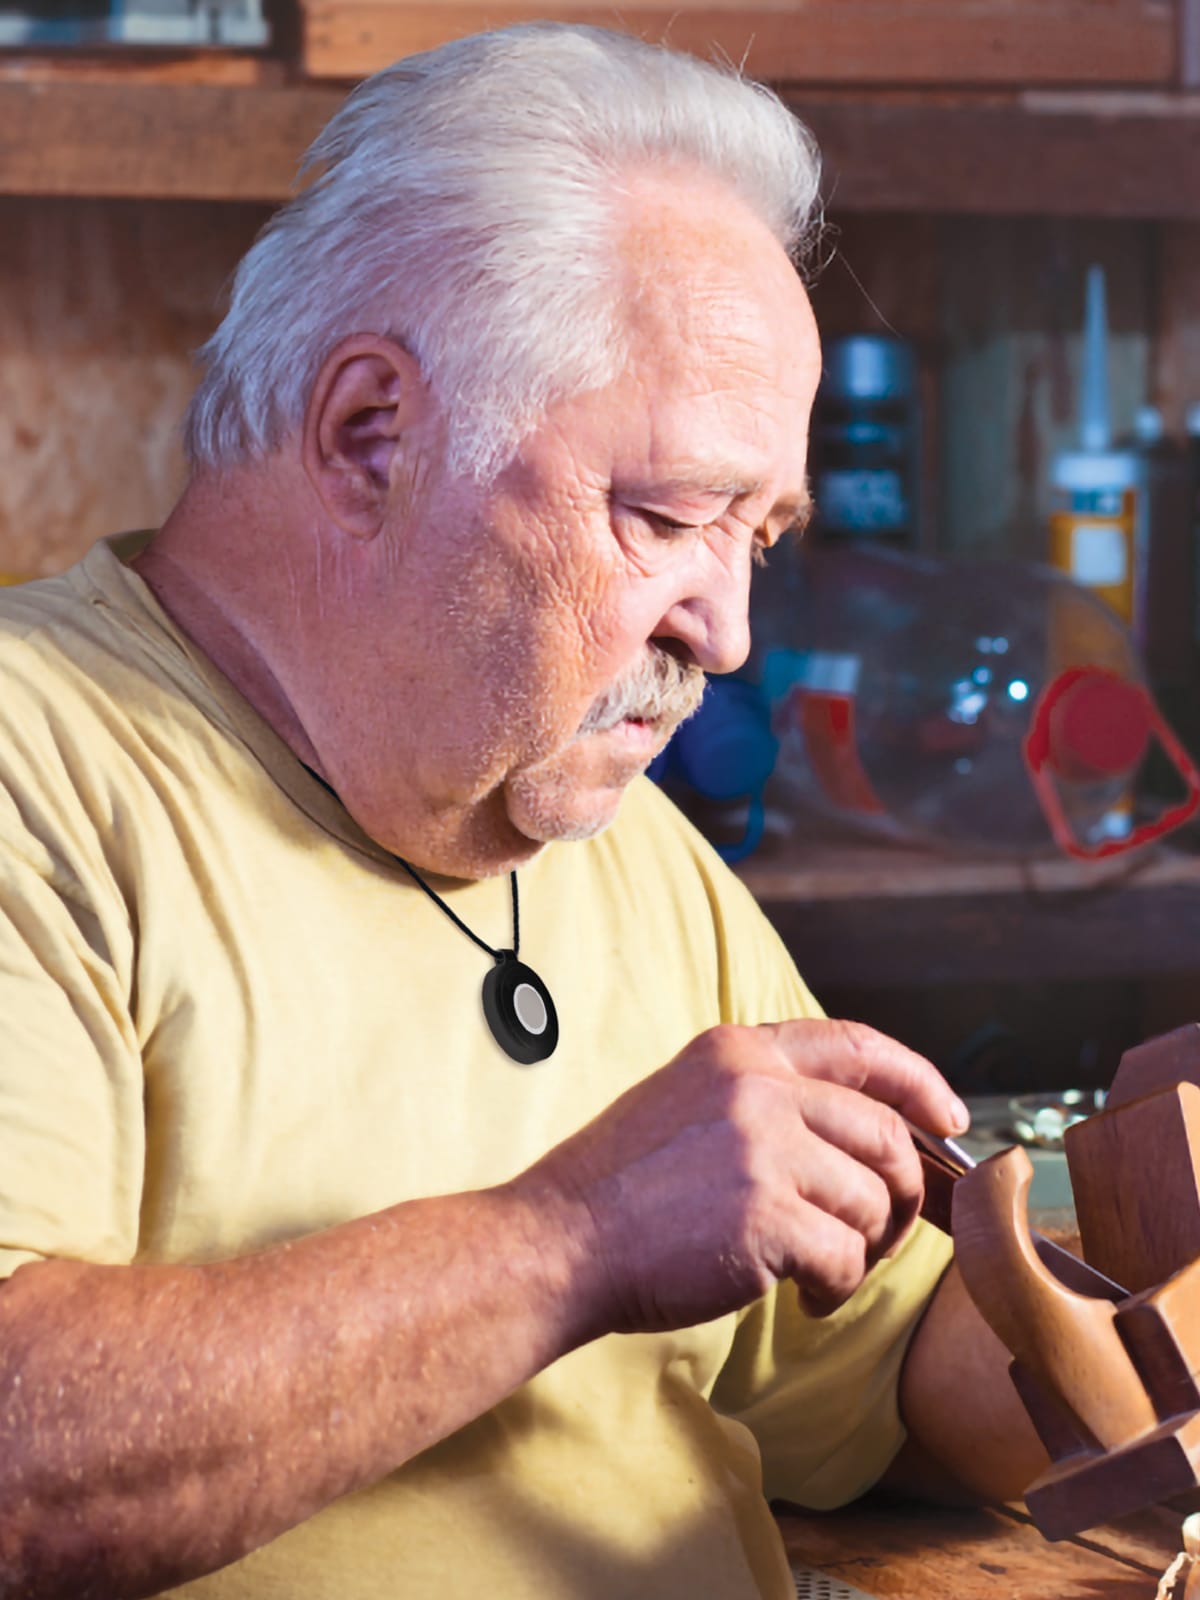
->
[759,1018,968,1138]
[790,1078,925,1229]
[785,1129,908,1261]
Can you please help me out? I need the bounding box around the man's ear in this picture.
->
[301,335,432,538]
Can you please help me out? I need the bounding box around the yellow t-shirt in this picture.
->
[0,541,951,1599]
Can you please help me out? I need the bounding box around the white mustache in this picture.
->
[579,650,707,736]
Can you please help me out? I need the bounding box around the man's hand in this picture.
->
[0,1016,965,1597]
[517,1018,968,1334]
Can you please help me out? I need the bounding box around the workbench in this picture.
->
[737,838,1200,990]
[780,1496,1186,1598]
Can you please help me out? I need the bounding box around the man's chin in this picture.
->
[504,719,674,844]
[505,764,639,845]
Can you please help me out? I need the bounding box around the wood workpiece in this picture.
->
[949,1025,1200,1540]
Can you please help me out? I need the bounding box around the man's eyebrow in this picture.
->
[770,487,812,530]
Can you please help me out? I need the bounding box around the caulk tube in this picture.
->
[1046,266,1144,840]
[1048,265,1141,628]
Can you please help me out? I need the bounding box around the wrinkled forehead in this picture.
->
[610,225,818,501]
[615,172,820,410]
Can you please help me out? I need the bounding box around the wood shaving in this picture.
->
[1156,1515,1200,1600]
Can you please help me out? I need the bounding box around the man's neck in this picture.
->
[131,490,326,780]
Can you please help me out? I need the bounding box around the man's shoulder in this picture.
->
[0,545,227,849]
[0,541,206,727]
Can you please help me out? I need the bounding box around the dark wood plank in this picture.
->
[797,93,1200,219]
[300,0,1175,87]
[752,880,1200,986]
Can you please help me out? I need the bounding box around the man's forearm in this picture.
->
[0,1176,599,1600]
[888,1262,1050,1505]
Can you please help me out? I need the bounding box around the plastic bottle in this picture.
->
[1048,266,1142,627]
[747,544,1200,859]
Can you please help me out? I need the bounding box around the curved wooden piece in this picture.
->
[952,1147,1157,1451]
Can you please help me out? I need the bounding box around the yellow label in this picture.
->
[1048,506,1135,625]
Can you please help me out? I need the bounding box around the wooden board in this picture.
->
[1067,1083,1200,1293]
[299,0,1175,87]
[777,1499,1180,1598]
[4,81,1200,217]
[737,838,1200,903]
[0,196,268,577]
[0,52,280,87]
[799,93,1200,220]
[742,863,1200,986]
[0,81,342,201]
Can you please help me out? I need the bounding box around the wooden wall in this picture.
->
[0,196,268,577]
[2,198,1198,579]
[809,214,1198,560]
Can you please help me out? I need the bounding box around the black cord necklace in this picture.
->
[303,766,558,1064]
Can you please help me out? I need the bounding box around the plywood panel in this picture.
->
[0,197,268,576]
[299,0,1176,87]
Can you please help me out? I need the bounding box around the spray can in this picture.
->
[1048,266,1142,627]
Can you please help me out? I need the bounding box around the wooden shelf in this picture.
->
[736,840,1200,987]
[2,74,1200,214]
[0,77,341,201]
[300,0,1176,87]
[799,90,1200,219]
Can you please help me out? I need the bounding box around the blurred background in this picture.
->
[3,0,1200,1110]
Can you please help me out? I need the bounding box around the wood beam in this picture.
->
[0,80,341,201]
[2,79,1200,217]
[797,92,1200,219]
[299,0,1175,88]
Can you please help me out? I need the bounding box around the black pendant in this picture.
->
[482,950,558,1064]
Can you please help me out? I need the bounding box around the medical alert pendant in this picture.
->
[299,765,558,1060]
[483,951,558,1065]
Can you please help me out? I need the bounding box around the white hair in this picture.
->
[183,22,822,483]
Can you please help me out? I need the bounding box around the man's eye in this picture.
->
[641,511,700,537]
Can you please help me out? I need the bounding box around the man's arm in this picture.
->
[886,1260,1050,1504]
[0,1178,603,1600]
[0,1018,965,1599]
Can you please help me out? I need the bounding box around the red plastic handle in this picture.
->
[1024,667,1200,859]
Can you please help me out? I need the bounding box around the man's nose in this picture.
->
[653,556,753,676]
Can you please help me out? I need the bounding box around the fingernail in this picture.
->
[950,1096,970,1133]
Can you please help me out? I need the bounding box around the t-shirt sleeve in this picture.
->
[695,824,954,1506]
[0,825,144,1280]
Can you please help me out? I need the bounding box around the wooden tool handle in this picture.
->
[953,1147,1157,1451]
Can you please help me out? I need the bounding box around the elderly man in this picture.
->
[0,22,1042,1600]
